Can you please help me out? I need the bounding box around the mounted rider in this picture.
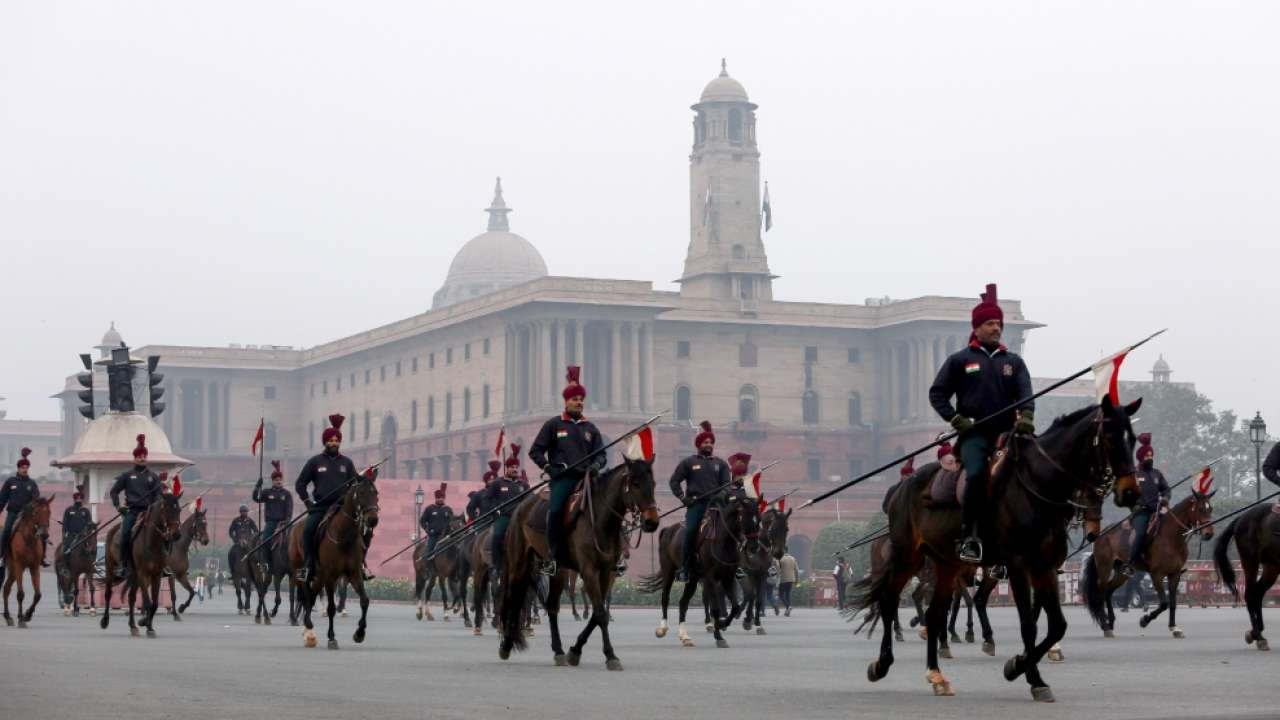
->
[466,463,498,522]
[252,460,293,566]
[506,444,529,490]
[928,283,1035,564]
[670,421,730,582]
[295,414,362,583]
[109,435,163,580]
[419,483,453,557]
[529,365,605,577]
[725,453,752,504]
[484,460,525,571]
[0,448,46,568]
[62,490,93,550]
[1121,433,1170,575]
[229,505,257,543]
[1264,440,1280,488]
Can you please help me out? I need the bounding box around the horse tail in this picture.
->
[1080,552,1106,626]
[844,559,892,622]
[1214,517,1240,601]
[637,572,666,595]
[498,524,532,654]
[637,525,677,594]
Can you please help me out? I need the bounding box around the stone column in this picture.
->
[504,325,513,414]
[610,322,622,411]
[643,322,655,411]
[883,347,895,425]
[630,323,642,411]
[222,382,231,451]
[539,320,553,410]
[547,319,559,406]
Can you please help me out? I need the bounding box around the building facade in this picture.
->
[54,64,1039,571]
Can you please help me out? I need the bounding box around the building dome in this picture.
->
[699,59,749,104]
[54,411,190,467]
[1152,355,1170,373]
[432,179,548,309]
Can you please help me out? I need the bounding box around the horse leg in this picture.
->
[1139,572,1169,629]
[24,564,41,624]
[2,575,13,626]
[867,566,914,683]
[709,577,730,649]
[352,579,370,644]
[271,573,282,617]
[438,573,451,621]
[675,576,699,647]
[924,564,958,695]
[459,572,471,627]
[325,583,339,650]
[1002,570,1053,701]
[1249,564,1279,650]
[1017,572,1066,702]
[596,582,622,671]
[424,577,436,621]
[145,576,160,637]
[1168,571,1184,637]
[179,575,195,615]
[975,578,995,655]
[655,572,673,638]
[127,579,139,636]
[545,574,566,664]
[15,570,26,627]
[472,571,486,635]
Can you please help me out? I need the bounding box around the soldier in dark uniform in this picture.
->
[466,462,500,522]
[0,448,46,568]
[228,505,257,543]
[252,460,293,566]
[109,435,163,580]
[1264,440,1280,489]
[529,366,605,576]
[725,453,752,504]
[929,283,1035,563]
[670,421,731,582]
[419,483,453,557]
[62,491,93,548]
[295,414,360,583]
[484,465,525,572]
[1121,433,1170,575]
[505,444,529,490]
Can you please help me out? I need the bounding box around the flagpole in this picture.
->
[795,329,1167,512]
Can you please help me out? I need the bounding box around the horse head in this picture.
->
[27,494,54,546]
[1040,395,1142,508]
[157,493,183,542]
[763,507,791,560]
[1187,489,1216,541]
[192,508,210,546]
[345,475,380,532]
[618,458,659,532]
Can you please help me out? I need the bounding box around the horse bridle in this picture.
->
[590,464,653,554]
[329,480,380,545]
[708,501,754,566]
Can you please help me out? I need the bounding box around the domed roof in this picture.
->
[99,321,123,349]
[1153,355,1170,372]
[699,59,749,104]
[432,179,548,309]
[54,411,191,468]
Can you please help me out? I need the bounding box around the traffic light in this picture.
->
[147,355,165,418]
[76,353,94,420]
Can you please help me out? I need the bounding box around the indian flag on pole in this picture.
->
[761,181,772,231]
[622,426,655,462]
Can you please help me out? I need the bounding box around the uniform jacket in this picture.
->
[529,413,605,476]
[483,477,525,518]
[669,454,730,500]
[929,342,1034,435]
[110,468,162,511]
[62,505,93,536]
[1135,466,1171,512]
[229,515,258,541]
[0,475,40,513]
[253,483,294,522]
[295,452,359,506]
[419,504,454,535]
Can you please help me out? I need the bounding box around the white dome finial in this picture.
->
[486,176,511,232]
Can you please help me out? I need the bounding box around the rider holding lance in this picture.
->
[670,421,730,582]
[295,414,361,583]
[419,483,453,557]
[485,460,525,572]
[506,444,529,490]
[229,505,257,543]
[1121,433,1170,575]
[0,448,46,569]
[725,453,752,504]
[529,365,605,577]
[61,490,93,558]
[466,463,498,522]
[252,460,293,566]
[109,435,163,580]
[928,283,1035,564]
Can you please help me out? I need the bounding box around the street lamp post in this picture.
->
[1249,412,1267,501]
[414,486,425,542]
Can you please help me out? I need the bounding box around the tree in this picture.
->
[813,512,887,581]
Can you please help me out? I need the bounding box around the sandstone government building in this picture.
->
[53,64,1041,570]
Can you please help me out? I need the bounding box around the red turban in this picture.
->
[270,460,283,480]
[16,447,31,468]
[694,421,716,448]
[133,434,148,459]
[1136,433,1154,462]
[505,444,521,468]
[322,414,344,444]
[971,283,1004,329]
[728,452,751,476]
[562,366,587,401]
[434,482,447,500]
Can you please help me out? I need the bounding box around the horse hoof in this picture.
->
[606,658,624,671]
[1138,616,1151,629]
[756,627,767,635]
[1103,629,1115,638]
[63,608,71,617]
[1031,686,1055,703]
[99,616,108,630]
[964,630,975,643]
[340,610,349,618]
[18,619,27,629]
[982,641,995,656]
[705,623,714,634]
[3,617,12,627]
[444,615,451,622]
[146,629,156,638]
[909,617,920,628]
[473,627,483,636]
[89,608,97,616]
[949,632,962,644]
[263,616,271,626]
[499,644,511,660]
[426,615,434,622]
[1047,648,1065,663]
[939,646,953,660]
[464,619,473,628]
[353,628,365,644]
[715,637,729,649]
[416,609,423,621]
[927,670,954,697]
[174,613,183,622]
[73,609,80,617]
[655,627,668,638]
[130,627,140,637]
[554,654,568,666]
[1003,655,1025,681]
[1258,638,1271,652]
[895,631,905,643]
[304,629,317,648]
[568,651,581,667]
[1171,627,1184,639]
[328,639,339,650]
[681,637,696,648]
[255,616,262,625]
[1246,630,1256,645]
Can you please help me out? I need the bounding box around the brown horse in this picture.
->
[1084,491,1215,638]
[228,522,257,616]
[165,506,210,621]
[851,399,1141,702]
[249,522,296,626]
[57,520,99,617]
[417,516,467,622]
[466,527,497,635]
[739,506,790,635]
[499,459,659,669]
[100,493,182,637]
[288,475,379,649]
[1,495,55,627]
[1214,504,1280,650]
[640,494,759,649]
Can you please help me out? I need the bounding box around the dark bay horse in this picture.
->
[101,493,182,637]
[1,495,54,627]
[499,459,659,669]
[57,520,99,617]
[288,475,379,649]
[1214,504,1280,650]
[740,506,790,635]
[851,398,1141,702]
[228,522,257,616]
[1084,490,1215,638]
[250,522,296,625]
[417,516,467,622]
[641,495,758,649]
[165,506,210,621]
[467,527,497,635]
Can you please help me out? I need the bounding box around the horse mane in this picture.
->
[1044,404,1097,434]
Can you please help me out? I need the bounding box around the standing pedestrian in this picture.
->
[833,556,850,610]
[779,548,798,616]
[766,558,780,615]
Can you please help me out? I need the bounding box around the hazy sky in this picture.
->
[4,1,1277,431]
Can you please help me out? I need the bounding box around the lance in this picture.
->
[245,456,387,559]
[1065,455,1226,559]
[795,329,1167,513]
[62,473,206,555]
[394,413,664,566]
[1183,489,1280,537]
[626,462,787,532]
[832,523,890,557]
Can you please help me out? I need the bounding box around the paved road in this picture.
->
[2,578,1278,720]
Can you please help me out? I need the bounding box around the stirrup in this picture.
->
[735,567,746,579]
[956,537,983,564]
[615,560,628,574]
[362,567,376,581]
[989,565,1008,580]
[676,568,689,583]
[296,566,311,583]
[537,558,558,577]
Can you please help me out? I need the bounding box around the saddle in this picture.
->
[314,503,344,536]
[922,467,967,508]
[1122,513,1162,552]
[530,476,589,532]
